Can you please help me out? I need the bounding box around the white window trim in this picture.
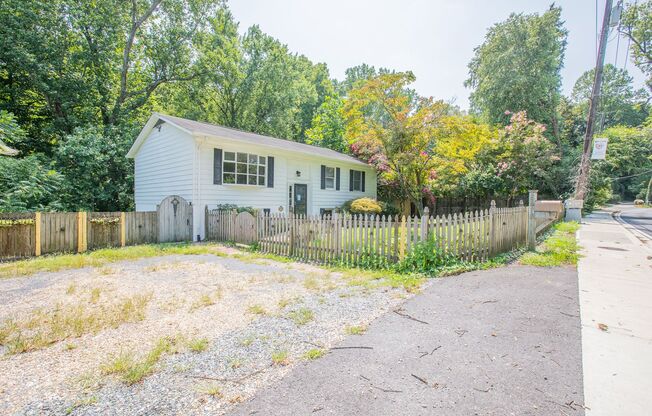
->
[324,166,335,190]
[222,151,266,187]
[351,170,363,192]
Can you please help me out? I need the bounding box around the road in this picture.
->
[230,265,584,416]
[618,204,652,241]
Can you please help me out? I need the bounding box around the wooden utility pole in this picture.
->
[574,0,614,200]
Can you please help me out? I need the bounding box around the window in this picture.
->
[223,151,266,186]
[351,170,363,191]
[320,208,334,218]
[324,167,335,190]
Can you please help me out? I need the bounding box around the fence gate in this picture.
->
[234,211,257,244]
[157,195,193,243]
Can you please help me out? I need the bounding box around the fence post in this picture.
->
[34,212,42,257]
[420,207,429,242]
[120,212,126,247]
[76,212,87,253]
[399,216,406,260]
[289,211,295,257]
[204,205,209,241]
[489,200,496,256]
[527,190,538,250]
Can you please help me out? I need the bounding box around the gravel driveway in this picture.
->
[0,248,409,415]
[230,265,584,416]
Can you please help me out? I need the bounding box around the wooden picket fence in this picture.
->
[206,203,530,266]
[0,211,159,260]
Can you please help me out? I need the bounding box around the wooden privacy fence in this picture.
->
[206,202,531,266]
[0,211,159,260]
[0,195,195,260]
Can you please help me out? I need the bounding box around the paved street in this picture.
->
[230,265,584,416]
[618,204,652,242]
[577,205,652,416]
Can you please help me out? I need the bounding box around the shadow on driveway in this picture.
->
[229,265,584,416]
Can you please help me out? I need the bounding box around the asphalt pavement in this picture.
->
[229,265,584,416]
[618,204,652,241]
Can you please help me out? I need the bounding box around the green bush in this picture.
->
[215,204,257,215]
[346,198,382,215]
[395,237,457,275]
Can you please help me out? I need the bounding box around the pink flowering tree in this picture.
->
[494,111,559,200]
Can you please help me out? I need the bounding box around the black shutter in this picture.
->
[362,171,366,192]
[320,165,326,189]
[267,156,274,188]
[349,169,354,191]
[336,168,340,190]
[213,148,222,185]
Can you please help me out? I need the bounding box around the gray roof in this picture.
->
[160,114,367,166]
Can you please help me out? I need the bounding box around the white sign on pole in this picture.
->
[591,137,608,160]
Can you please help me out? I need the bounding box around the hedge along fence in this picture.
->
[206,201,535,266]
[0,211,159,260]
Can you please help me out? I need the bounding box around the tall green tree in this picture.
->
[305,96,347,153]
[571,64,649,129]
[465,5,568,137]
[620,1,652,91]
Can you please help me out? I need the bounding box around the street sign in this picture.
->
[591,137,608,160]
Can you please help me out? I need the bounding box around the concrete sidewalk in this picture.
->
[577,208,652,416]
[230,265,584,416]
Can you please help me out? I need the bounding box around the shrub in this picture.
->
[346,198,382,214]
[214,204,257,215]
[395,237,457,275]
[378,201,400,216]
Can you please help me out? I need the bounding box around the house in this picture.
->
[127,113,377,240]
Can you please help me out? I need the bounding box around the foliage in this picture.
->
[305,96,347,152]
[0,155,64,211]
[520,221,579,266]
[343,72,451,214]
[620,1,652,91]
[394,237,458,275]
[0,111,24,154]
[348,198,382,214]
[465,6,567,135]
[214,204,256,215]
[571,64,649,129]
[584,125,652,209]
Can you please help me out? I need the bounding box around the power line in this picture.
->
[608,169,652,181]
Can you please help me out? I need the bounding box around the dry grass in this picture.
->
[271,350,290,366]
[101,336,180,385]
[287,308,314,326]
[0,243,228,278]
[247,304,267,315]
[0,294,151,354]
[199,384,223,398]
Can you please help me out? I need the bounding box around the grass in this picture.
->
[239,335,256,347]
[199,384,223,398]
[186,337,209,352]
[89,287,102,303]
[302,348,325,360]
[287,307,314,326]
[332,267,426,293]
[0,294,151,354]
[190,293,216,311]
[302,275,321,291]
[271,350,290,366]
[520,222,580,267]
[247,304,267,315]
[345,325,367,335]
[0,243,228,278]
[101,337,179,385]
[64,396,98,415]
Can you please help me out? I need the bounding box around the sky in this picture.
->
[228,0,646,110]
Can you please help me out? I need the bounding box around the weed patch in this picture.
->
[0,294,151,354]
[271,350,289,366]
[102,337,179,385]
[187,337,209,352]
[0,243,228,278]
[520,222,580,267]
[247,304,267,315]
[303,348,325,360]
[346,325,367,335]
[287,308,314,326]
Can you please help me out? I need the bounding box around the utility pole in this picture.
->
[573,0,614,200]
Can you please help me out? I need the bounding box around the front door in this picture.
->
[293,184,307,216]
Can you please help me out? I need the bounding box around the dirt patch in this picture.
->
[0,249,409,415]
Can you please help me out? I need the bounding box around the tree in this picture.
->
[571,64,649,129]
[620,1,652,91]
[305,96,347,152]
[465,5,568,137]
[159,15,334,142]
[343,72,452,214]
[0,155,64,211]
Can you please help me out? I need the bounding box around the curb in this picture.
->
[611,210,652,250]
